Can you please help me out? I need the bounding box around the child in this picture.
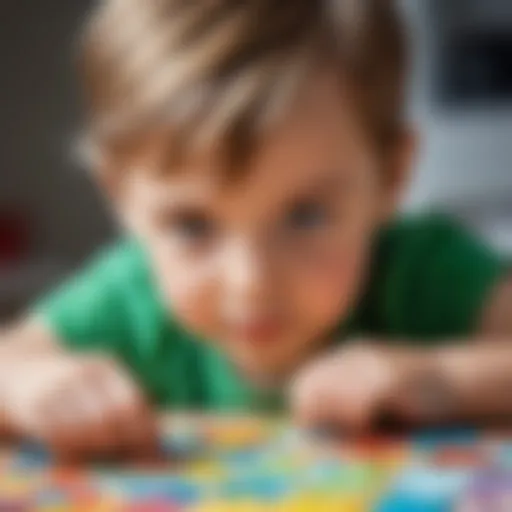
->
[1,0,511,459]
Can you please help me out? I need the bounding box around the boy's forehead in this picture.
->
[131,167,222,204]
[124,73,367,207]
[138,74,361,172]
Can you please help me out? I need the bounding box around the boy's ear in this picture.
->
[381,128,419,219]
[94,161,125,203]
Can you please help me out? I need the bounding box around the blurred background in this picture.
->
[0,0,511,321]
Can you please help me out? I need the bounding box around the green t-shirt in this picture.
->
[37,215,506,411]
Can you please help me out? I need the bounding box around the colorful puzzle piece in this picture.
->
[2,417,512,510]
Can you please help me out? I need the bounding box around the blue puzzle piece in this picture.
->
[98,475,202,505]
[493,443,512,468]
[160,434,207,460]
[220,448,266,468]
[397,467,471,495]
[219,474,291,501]
[12,442,52,471]
[300,459,346,488]
[376,467,472,512]
[376,494,454,512]
[413,428,478,451]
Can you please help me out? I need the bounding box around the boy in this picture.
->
[1,0,512,459]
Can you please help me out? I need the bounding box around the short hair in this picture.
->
[79,0,408,176]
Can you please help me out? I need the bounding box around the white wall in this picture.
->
[402,0,512,213]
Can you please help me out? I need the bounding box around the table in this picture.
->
[0,414,511,511]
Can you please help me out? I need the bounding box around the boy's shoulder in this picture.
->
[61,237,158,301]
[83,238,148,282]
[377,212,496,266]
[380,212,466,245]
[348,213,506,341]
[35,237,166,349]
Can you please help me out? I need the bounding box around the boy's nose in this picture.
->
[221,238,273,304]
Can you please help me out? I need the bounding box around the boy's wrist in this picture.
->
[0,398,15,439]
[0,364,18,439]
[388,348,460,425]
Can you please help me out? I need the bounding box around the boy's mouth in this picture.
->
[230,317,285,346]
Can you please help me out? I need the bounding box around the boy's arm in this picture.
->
[0,244,161,457]
[0,318,61,436]
[0,317,158,456]
[479,272,512,337]
[393,273,512,424]
[448,272,512,420]
[0,317,62,356]
[294,220,512,430]
[378,218,512,425]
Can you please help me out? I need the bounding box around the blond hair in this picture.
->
[80,0,407,175]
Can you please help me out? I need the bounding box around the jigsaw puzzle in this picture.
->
[0,416,511,511]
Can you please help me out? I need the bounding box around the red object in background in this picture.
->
[0,210,30,265]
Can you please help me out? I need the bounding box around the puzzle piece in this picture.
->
[376,466,473,512]
[413,428,479,451]
[3,417,512,510]
[456,469,512,511]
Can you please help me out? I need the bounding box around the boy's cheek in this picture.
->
[151,255,222,337]
[166,291,223,343]
[294,249,370,328]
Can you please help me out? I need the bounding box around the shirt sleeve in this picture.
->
[34,242,144,355]
[369,215,508,341]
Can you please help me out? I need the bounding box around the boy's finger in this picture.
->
[332,379,383,432]
[97,372,159,456]
[99,367,142,409]
[41,387,114,459]
[291,369,369,432]
[123,404,160,457]
[81,385,125,453]
[291,378,331,428]
[36,410,92,460]
[82,373,142,455]
[331,395,373,432]
[54,372,139,458]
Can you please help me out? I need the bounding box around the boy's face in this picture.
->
[115,75,411,382]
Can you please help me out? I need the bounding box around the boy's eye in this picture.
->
[285,201,328,231]
[172,212,216,241]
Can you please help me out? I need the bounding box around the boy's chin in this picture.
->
[228,343,306,386]
[236,362,288,389]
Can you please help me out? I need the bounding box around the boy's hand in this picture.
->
[290,343,438,431]
[1,354,158,460]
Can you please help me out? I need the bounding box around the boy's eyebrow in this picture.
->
[152,196,216,217]
[150,169,351,221]
[293,170,352,201]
